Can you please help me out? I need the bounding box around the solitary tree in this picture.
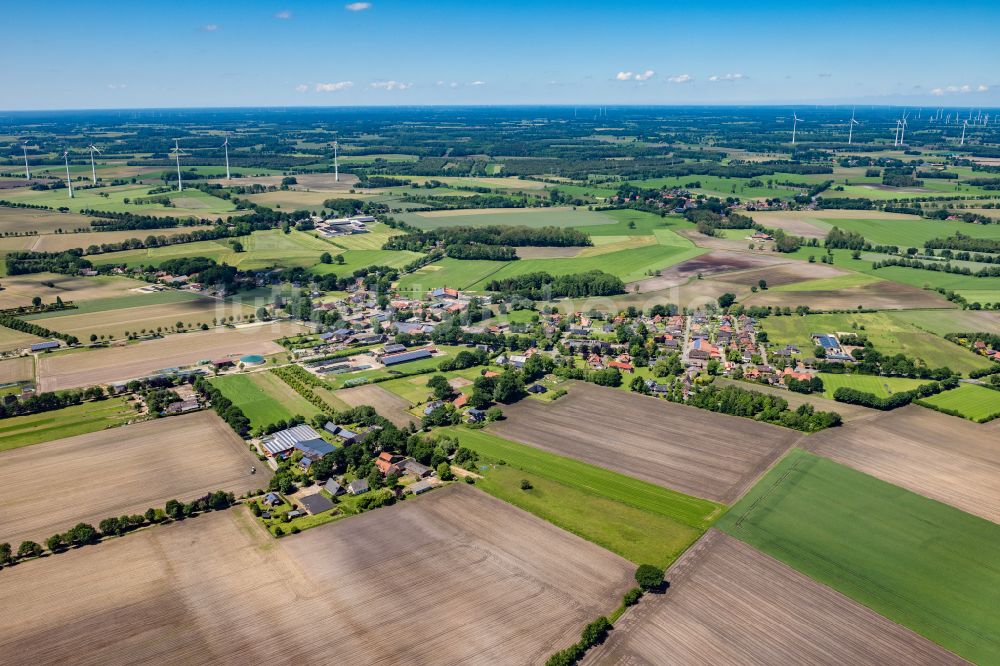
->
[635,564,664,591]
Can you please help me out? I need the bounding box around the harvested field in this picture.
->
[26,297,253,340]
[0,272,148,310]
[585,530,963,666]
[0,206,94,234]
[36,322,306,391]
[804,404,1000,523]
[0,327,43,353]
[630,250,792,292]
[716,378,875,423]
[489,382,800,503]
[0,411,267,546]
[335,383,418,427]
[745,279,952,310]
[0,484,633,665]
[28,227,213,252]
[714,262,848,288]
[0,355,33,384]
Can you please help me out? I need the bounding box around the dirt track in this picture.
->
[0,485,632,665]
[335,383,418,427]
[490,382,800,503]
[584,530,963,666]
[804,404,1000,524]
[37,322,304,391]
[0,410,267,545]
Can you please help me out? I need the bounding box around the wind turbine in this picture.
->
[222,135,231,180]
[893,120,901,146]
[848,109,859,145]
[170,139,187,192]
[960,120,968,146]
[898,117,908,146]
[333,139,339,182]
[63,150,74,198]
[22,142,31,180]
[87,144,102,184]
[791,113,802,144]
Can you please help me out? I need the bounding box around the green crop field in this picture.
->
[2,183,237,218]
[816,372,927,399]
[0,398,134,452]
[918,383,1000,422]
[819,217,1000,248]
[761,311,992,375]
[23,289,205,320]
[378,366,482,404]
[444,428,722,528]
[210,371,321,429]
[443,427,722,567]
[719,449,1000,665]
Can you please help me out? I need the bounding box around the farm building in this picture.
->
[402,460,433,478]
[382,348,433,366]
[30,341,60,352]
[324,422,360,444]
[406,480,434,495]
[324,479,344,496]
[262,424,327,457]
[298,493,334,515]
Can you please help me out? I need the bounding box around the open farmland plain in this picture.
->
[0,397,135,452]
[585,529,964,666]
[0,206,95,234]
[0,327,43,352]
[0,355,33,384]
[0,411,267,546]
[804,404,1000,521]
[0,273,148,310]
[22,293,253,340]
[718,449,1000,664]
[36,321,306,391]
[0,485,633,665]
[489,382,800,503]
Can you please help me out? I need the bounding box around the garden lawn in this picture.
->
[210,371,321,429]
[918,383,1000,422]
[718,449,1000,665]
[816,372,928,399]
[0,398,134,452]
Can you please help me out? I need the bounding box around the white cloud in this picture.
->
[274,10,292,19]
[295,84,309,93]
[370,80,412,91]
[615,71,634,81]
[107,83,127,90]
[315,81,354,92]
[345,2,371,10]
[634,70,655,81]
[469,80,486,86]
[667,74,692,84]
[708,73,746,82]
[449,82,460,88]
[930,84,988,96]
[200,23,220,32]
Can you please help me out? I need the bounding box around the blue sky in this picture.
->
[2,0,998,110]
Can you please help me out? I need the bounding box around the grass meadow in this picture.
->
[210,371,320,429]
[443,427,723,567]
[0,397,134,452]
[718,449,1000,665]
[815,372,928,399]
[918,383,1000,422]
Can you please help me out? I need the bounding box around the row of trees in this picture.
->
[833,377,958,410]
[485,270,626,299]
[0,491,235,571]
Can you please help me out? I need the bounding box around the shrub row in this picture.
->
[832,377,958,410]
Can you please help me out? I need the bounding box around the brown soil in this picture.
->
[335,383,418,428]
[0,411,268,546]
[0,485,633,665]
[630,251,791,293]
[0,356,33,384]
[804,404,1000,524]
[585,530,964,665]
[37,322,305,391]
[489,382,800,503]
[745,280,952,310]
